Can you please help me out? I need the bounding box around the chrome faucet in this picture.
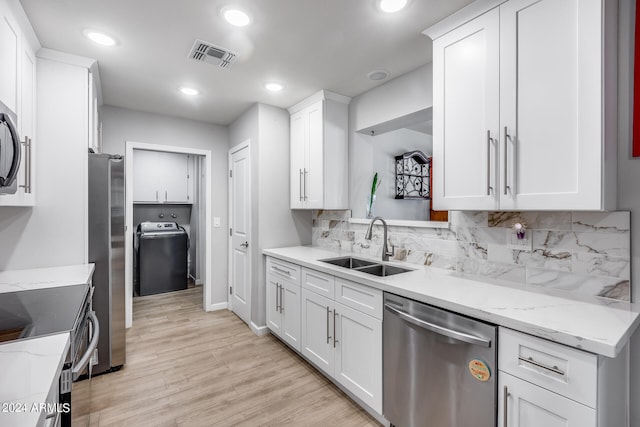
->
[364,216,394,262]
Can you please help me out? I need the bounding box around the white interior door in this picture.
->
[229,143,251,324]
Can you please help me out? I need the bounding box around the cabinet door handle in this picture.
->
[503,385,510,427]
[333,310,338,348]
[299,169,303,201]
[275,283,280,311]
[518,356,565,376]
[280,285,284,314]
[326,307,332,344]
[303,169,308,201]
[486,130,493,196]
[27,137,32,193]
[20,137,31,193]
[503,126,510,196]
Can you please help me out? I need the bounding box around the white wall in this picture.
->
[229,103,312,326]
[349,64,433,132]
[100,105,229,306]
[0,58,88,270]
[616,1,640,425]
[349,64,434,221]
[351,128,433,220]
[257,104,312,324]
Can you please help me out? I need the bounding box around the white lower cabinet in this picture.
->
[333,301,382,413]
[301,288,334,375]
[267,257,383,416]
[266,258,301,351]
[498,328,628,427]
[266,267,301,352]
[300,271,383,414]
[499,372,595,427]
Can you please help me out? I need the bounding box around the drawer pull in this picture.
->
[272,266,291,275]
[518,356,565,376]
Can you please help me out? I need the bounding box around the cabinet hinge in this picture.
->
[229,170,233,178]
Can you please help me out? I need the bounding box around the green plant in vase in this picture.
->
[367,172,381,219]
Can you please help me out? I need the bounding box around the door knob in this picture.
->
[240,241,249,248]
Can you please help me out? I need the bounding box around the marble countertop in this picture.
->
[264,246,640,358]
[0,333,70,427]
[0,264,95,294]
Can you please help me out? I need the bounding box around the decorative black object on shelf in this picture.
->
[395,150,431,200]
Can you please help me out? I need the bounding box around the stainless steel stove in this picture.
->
[0,284,89,344]
[0,284,98,427]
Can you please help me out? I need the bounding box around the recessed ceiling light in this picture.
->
[222,8,252,27]
[378,0,408,13]
[265,82,284,92]
[368,70,389,81]
[84,30,116,46]
[180,87,199,96]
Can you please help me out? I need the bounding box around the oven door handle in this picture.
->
[72,311,100,380]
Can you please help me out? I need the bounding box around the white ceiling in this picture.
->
[19,0,473,125]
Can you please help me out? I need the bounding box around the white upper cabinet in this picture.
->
[133,150,191,203]
[0,0,39,207]
[425,0,617,211]
[0,2,19,113]
[431,8,500,210]
[289,90,350,210]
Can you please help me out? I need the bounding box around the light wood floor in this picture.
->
[80,287,380,426]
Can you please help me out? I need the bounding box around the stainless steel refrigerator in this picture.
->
[88,152,126,374]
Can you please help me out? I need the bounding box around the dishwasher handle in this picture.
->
[384,304,492,348]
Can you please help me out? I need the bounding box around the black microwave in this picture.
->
[0,99,21,195]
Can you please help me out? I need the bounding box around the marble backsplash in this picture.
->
[312,210,631,301]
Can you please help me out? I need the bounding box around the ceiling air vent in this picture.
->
[188,39,237,69]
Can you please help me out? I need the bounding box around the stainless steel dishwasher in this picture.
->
[383,292,497,427]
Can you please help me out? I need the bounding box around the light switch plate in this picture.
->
[506,229,533,251]
[213,217,221,227]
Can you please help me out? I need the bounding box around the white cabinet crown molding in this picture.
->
[288,89,351,115]
[36,48,97,69]
[422,0,506,40]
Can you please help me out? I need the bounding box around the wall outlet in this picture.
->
[506,229,533,251]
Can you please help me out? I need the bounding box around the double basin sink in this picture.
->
[320,256,413,277]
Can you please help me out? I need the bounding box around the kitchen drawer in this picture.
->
[266,257,301,284]
[499,328,597,408]
[335,278,382,319]
[302,268,335,298]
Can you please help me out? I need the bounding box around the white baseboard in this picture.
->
[206,302,228,312]
[250,322,269,336]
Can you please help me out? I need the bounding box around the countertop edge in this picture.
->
[263,247,640,358]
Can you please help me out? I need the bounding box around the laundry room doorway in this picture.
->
[124,141,213,328]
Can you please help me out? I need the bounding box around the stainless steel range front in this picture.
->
[0,284,99,427]
[383,293,498,427]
